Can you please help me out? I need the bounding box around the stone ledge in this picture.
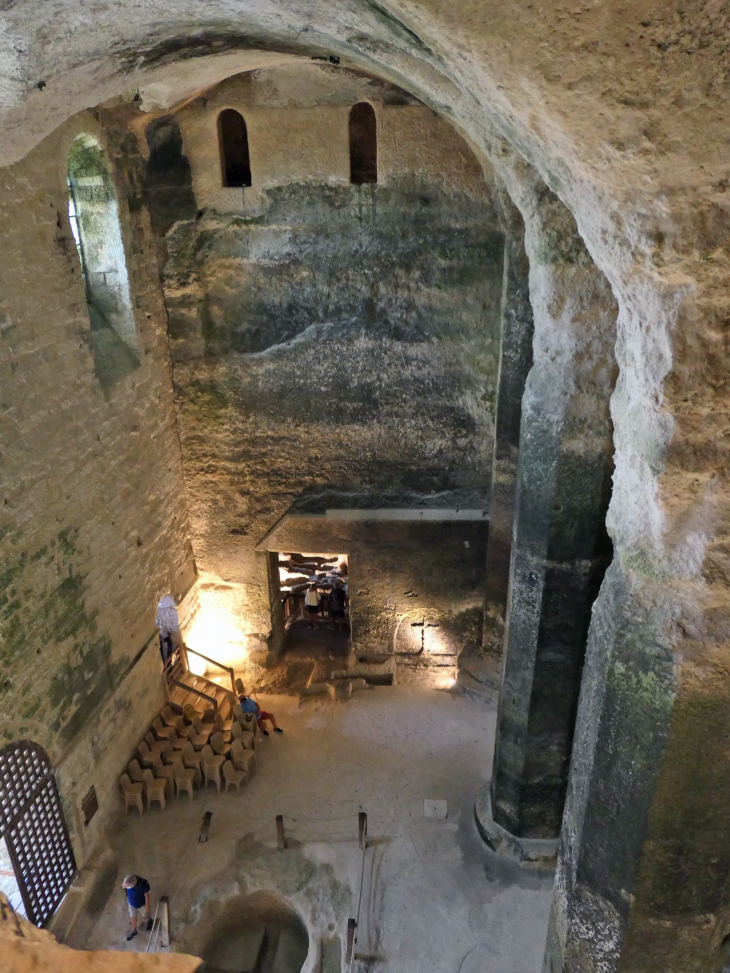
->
[474,783,559,867]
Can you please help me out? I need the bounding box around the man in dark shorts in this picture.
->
[329,580,348,631]
[122,874,152,941]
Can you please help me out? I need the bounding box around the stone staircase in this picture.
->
[164,648,235,716]
[202,921,308,973]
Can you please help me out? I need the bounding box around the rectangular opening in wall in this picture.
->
[278,552,349,640]
[81,786,98,826]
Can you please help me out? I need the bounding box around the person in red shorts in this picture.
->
[238,688,283,737]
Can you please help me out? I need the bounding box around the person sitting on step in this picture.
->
[238,687,283,736]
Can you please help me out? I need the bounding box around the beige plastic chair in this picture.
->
[191,716,213,743]
[138,740,157,769]
[166,728,187,751]
[223,759,246,792]
[185,724,210,750]
[144,731,167,756]
[231,739,257,777]
[210,731,231,757]
[173,759,199,799]
[183,703,199,723]
[143,768,166,811]
[120,774,144,815]
[158,741,175,765]
[211,717,232,742]
[182,741,203,773]
[161,704,180,727]
[153,716,174,740]
[213,698,234,734]
[233,704,257,741]
[128,758,145,783]
[201,744,225,792]
[234,677,245,696]
[152,756,175,796]
[231,722,255,750]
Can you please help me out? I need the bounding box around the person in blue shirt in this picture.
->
[122,874,152,940]
[238,688,283,737]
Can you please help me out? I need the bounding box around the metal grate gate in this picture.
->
[0,741,76,926]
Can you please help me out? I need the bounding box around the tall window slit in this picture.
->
[349,102,377,185]
[219,109,252,188]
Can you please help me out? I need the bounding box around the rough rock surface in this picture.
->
[157,68,503,649]
[0,3,729,971]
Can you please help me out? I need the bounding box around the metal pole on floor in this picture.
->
[159,895,170,948]
[358,811,368,850]
[276,814,286,850]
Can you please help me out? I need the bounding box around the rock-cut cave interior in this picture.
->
[0,3,729,972]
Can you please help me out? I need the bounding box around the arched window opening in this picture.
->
[349,102,377,185]
[0,741,76,926]
[67,136,139,388]
[219,109,252,188]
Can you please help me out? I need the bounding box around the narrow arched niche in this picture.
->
[198,891,309,973]
[349,102,377,184]
[219,108,252,188]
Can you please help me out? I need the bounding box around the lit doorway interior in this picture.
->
[278,552,349,635]
[0,836,25,917]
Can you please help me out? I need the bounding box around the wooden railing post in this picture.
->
[159,895,170,948]
[358,811,368,850]
[346,918,357,962]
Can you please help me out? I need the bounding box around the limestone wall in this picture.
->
[0,108,196,864]
[151,65,502,651]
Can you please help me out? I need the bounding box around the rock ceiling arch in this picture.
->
[0,0,708,285]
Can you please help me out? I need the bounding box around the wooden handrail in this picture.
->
[184,646,233,674]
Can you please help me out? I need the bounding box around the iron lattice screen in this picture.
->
[0,741,76,927]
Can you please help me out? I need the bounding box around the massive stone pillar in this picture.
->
[483,193,534,641]
[542,255,730,972]
[480,185,618,847]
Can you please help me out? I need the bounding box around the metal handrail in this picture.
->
[145,898,161,953]
[146,896,170,953]
[348,830,368,972]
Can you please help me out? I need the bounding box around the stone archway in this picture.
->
[197,890,309,973]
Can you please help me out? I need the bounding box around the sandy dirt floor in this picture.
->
[79,677,552,972]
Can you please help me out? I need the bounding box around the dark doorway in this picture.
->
[218,109,252,188]
[349,102,377,184]
[0,741,76,926]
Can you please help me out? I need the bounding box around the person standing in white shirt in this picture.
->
[304,582,321,629]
